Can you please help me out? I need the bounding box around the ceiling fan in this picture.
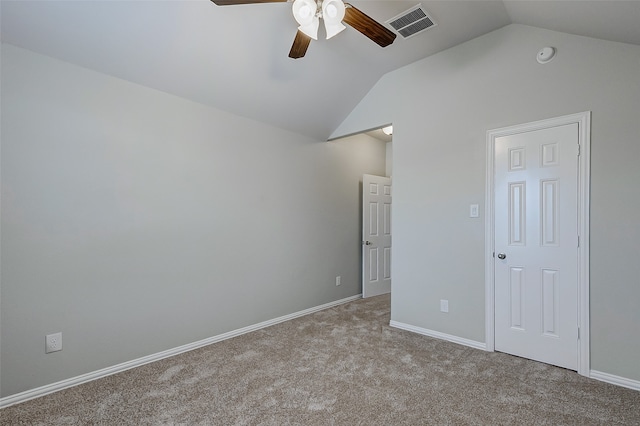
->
[210,0,396,59]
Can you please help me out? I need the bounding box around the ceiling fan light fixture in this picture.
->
[293,0,320,39]
[324,21,346,39]
[322,0,346,39]
[298,19,320,40]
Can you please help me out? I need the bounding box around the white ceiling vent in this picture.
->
[386,4,437,39]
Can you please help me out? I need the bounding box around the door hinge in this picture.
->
[578,327,580,340]
[577,144,581,156]
[577,236,580,247]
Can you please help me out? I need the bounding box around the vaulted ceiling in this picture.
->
[2,1,639,140]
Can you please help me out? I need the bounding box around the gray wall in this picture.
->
[332,24,640,381]
[0,44,386,397]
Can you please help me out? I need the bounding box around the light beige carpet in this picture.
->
[2,294,639,425]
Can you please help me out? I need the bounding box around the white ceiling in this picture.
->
[2,1,639,140]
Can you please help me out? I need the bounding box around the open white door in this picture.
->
[362,174,392,298]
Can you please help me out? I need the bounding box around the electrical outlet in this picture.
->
[440,299,449,313]
[335,276,341,286]
[46,332,63,353]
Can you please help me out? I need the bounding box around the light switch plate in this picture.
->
[470,204,479,218]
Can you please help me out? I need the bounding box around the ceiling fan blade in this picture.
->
[210,0,288,5]
[343,3,396,48]
[289,30,312,59]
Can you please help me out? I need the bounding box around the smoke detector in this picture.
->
[536,47,557,64]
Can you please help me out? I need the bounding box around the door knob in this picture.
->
[363,241,372,245]
[497,253,506,260]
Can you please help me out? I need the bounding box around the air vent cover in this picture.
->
[386,4,436,39]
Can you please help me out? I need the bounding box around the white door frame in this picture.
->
[484,111,591,377]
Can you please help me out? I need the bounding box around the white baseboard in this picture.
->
[590,370,640,392]
[0,294,362,409]
[389,320,487,351]
[389,321,639,392]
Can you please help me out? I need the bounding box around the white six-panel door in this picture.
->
[494,123,579,370]
[362,174,392,298]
